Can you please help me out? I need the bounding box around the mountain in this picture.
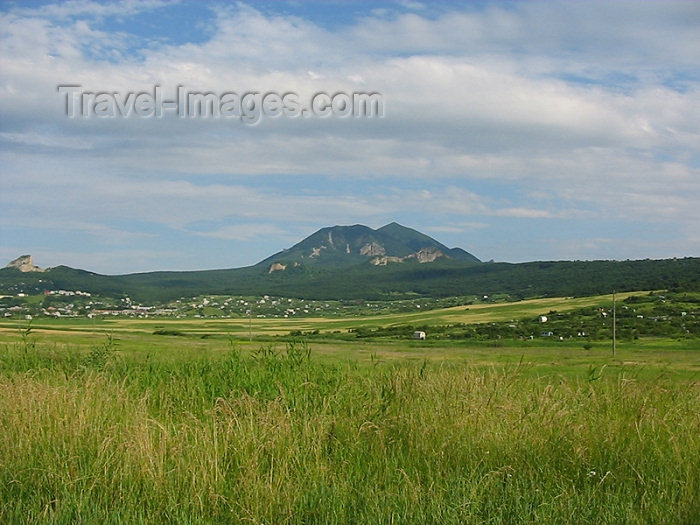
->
[257,222,480,272]
[1,224,699,302]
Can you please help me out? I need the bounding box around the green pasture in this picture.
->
[1,292,698,524]
[1,291,697,379]
[0,291,639,339]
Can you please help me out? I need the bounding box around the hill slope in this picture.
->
[1,256,699,303]
[1,223,699,302]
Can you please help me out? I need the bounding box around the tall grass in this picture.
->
[0,339,698,524]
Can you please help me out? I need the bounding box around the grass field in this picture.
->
[1,295,699,524]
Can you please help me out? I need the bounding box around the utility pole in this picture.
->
[612,290,616,357]
[248,307,252,342]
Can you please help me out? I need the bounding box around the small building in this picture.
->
[413,331,426,340]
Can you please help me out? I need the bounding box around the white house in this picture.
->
[413,331,426,340]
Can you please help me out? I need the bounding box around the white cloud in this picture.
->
[0,1,698,270]
[195,223,290,242]
[11,0,171,20]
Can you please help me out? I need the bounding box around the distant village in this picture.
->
[1,288,696,342]
[0,289,480,321]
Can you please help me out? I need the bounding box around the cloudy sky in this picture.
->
[1,0,698,274]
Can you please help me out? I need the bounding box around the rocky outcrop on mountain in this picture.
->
[360,242,386,257]
[414,247,443,263]
[268,262,287,273]
[370,247,444,266]
[4,255,45,272]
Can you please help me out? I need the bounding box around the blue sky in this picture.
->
[1,0,699,273]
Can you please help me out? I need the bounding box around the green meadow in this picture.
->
[0,294,698,524]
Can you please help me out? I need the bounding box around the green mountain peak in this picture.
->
[258,222,480,272]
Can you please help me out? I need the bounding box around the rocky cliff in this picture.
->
[4,255,45,272]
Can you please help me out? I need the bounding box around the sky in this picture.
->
[0,0,699,274]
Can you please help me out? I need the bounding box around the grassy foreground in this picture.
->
[1,337,699,524]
